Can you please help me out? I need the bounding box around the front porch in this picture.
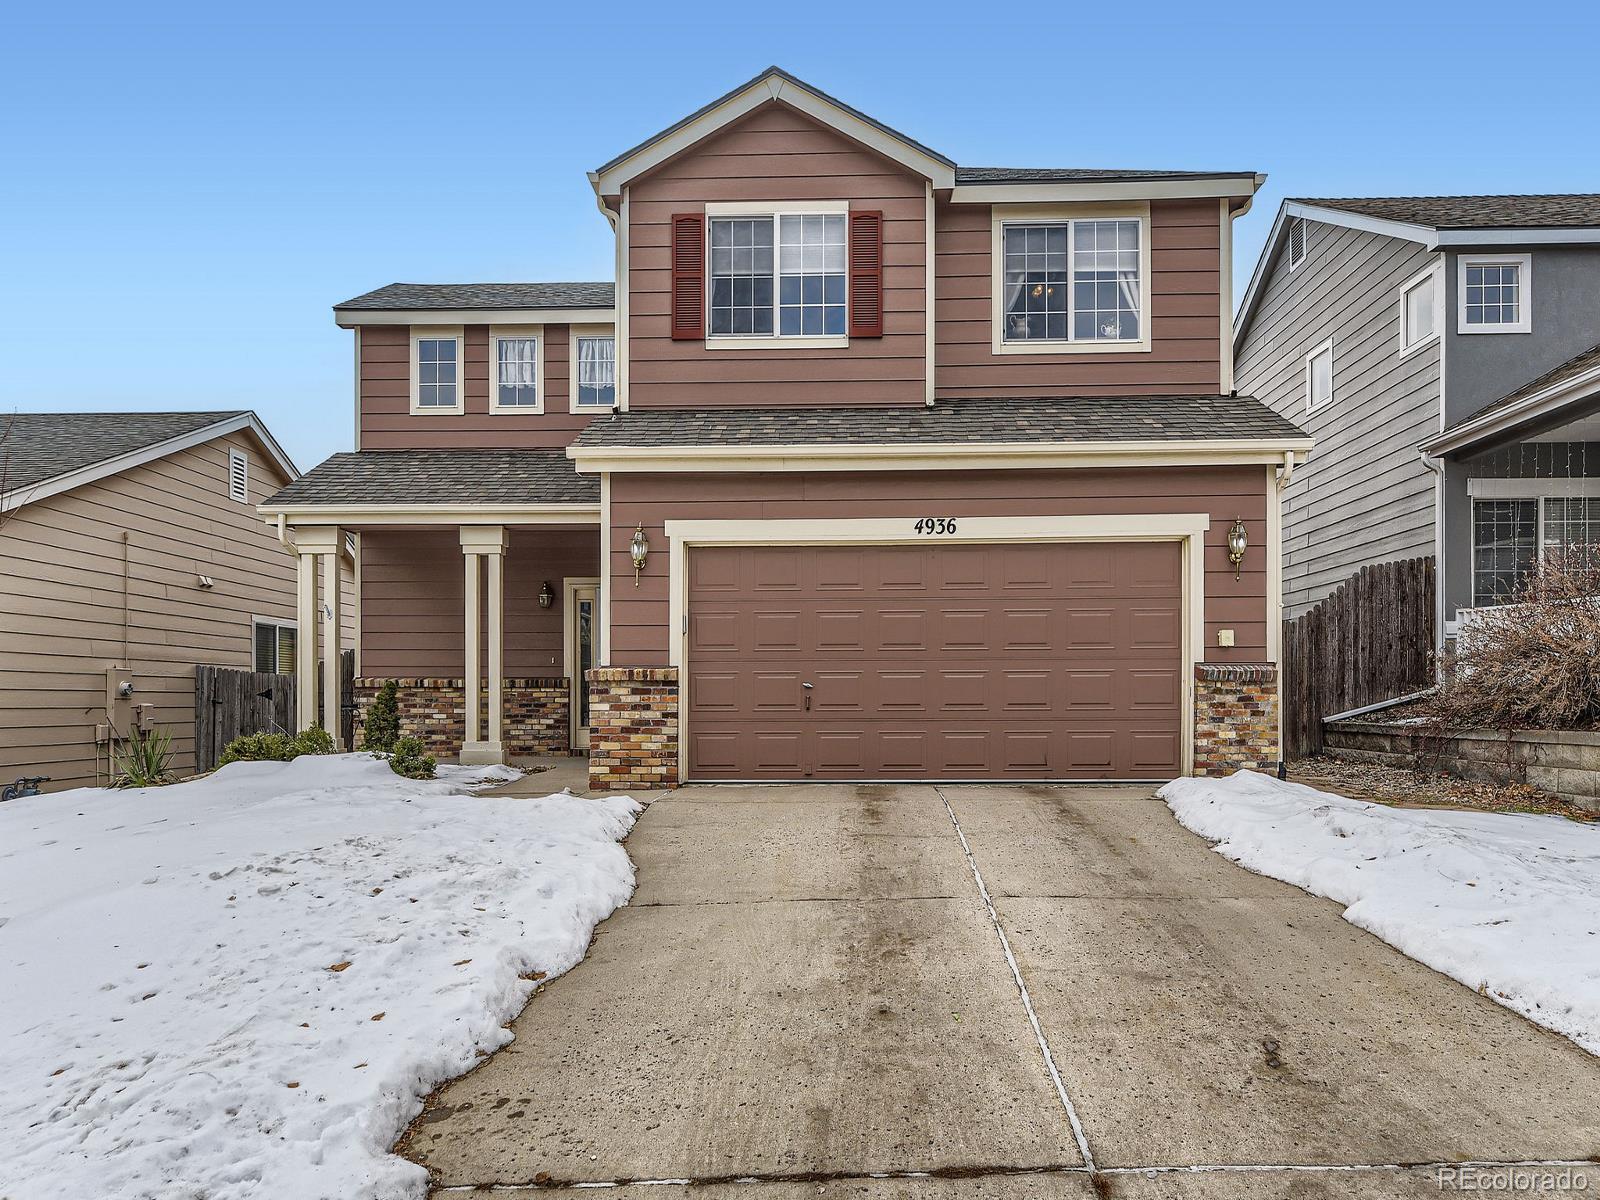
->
[260,449,604,767]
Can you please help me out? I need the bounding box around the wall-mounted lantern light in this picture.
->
[629,523,650,585]
[538,580,555,609]
[1227,517,1248,580]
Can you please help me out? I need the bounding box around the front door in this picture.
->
[565,581,598,750]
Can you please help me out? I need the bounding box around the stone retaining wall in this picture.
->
[1324,718,1600,813]
[353,678,570,759]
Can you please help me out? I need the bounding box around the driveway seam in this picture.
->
[933,784,1098,1175]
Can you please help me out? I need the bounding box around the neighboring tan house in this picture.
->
[0,410,352,792]
[262,66,1311,787]
[1234,196,1600,646]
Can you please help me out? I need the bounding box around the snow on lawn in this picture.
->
[0,754,640,1200]
[1162,770,1600,1055]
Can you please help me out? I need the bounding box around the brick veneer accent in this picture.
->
[1193,663,1280,776]
[353,678,570,759]
[587,666,679,791]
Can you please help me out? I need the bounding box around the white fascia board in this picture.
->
[336,307,616,328]
[1435,228,1600,246]
[593,74,953,194]
[567,438,1314,474]
[1421,363,1600,456]
[2,412,298,514]
[258,503,602,527]
[949,175,1261,205]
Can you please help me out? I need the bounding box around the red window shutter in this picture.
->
[670,212,705,340]
[848,210,885,338]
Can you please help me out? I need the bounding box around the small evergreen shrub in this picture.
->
[362,680,401,754]
[218,727,338,766]
[114,728,175,788]
[291,727,336,756]
[388,736,436,780]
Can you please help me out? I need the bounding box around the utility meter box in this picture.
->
[104,666,136,736]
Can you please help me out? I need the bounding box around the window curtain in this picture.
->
[580,336,615,384]
[498,338,537,386]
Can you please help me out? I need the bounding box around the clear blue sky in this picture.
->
[4,0,1597,469]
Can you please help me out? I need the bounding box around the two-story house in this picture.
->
[262,67,1310,788]
[1234,196,1600,652]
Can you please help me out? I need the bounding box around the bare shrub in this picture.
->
[1429,551,1600,734]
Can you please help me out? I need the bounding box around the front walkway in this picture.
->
[402,783,1600,1197]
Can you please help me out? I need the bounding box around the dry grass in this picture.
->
[1291,754,1597,823]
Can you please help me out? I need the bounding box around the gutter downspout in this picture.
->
[1273,451,1295,779]
[1420,448,1447,673]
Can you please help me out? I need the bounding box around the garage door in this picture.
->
[685,541,1183,780]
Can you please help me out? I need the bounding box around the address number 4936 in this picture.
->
[913,517,958,535]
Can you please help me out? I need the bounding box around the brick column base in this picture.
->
[1193,663,1279,776]
[587,667,679,791]
[354,678,571,759]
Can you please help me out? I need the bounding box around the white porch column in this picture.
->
[321,538,344,749]
[459,526,508,765]
[295,550,318,732]
[292,526,342,734]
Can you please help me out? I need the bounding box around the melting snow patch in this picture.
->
[0,753,639,1199]
[1162,769,1600,1056]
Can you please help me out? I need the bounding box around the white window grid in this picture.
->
[708,213,846,338]
[575,335,616,408]
[1471,496,1600,606]
[493,335,539,408]
[1001,218,1141,344]
[1464,263,1520,327]
[416,337,459,408]
[228,447,248,503]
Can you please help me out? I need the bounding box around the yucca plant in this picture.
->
[114,728,175,789]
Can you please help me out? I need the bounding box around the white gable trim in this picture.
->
[592,71,955,195]
[1,412,299,514]
[1234,201,1438,344]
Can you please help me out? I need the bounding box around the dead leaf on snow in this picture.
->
[327,961,351,973]
[370,1012,385,1022]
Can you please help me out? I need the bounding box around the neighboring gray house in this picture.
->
[1235,194,1600,647]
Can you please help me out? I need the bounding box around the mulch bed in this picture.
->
[1290,754,1597,823]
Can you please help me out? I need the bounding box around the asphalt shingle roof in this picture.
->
[571,395,1307,449]
[957,167,1252,184]
[1,410,248,493]
[336,282,615,311]
[263,450,598,508]
[1296,194,1600,230]
[1446,341,1600,436]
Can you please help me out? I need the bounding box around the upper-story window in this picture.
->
[1398,266,1440,355]
[709,212,847,339]
[410,327,464,414]
[991,208,1150,355]
[1304,338,1334,413]
[1459,254,1532,334]
[491,327,541,413]
[574,332,616,407]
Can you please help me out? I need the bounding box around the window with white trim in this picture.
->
[1472,495,1600,606]
[411,329,463,411]
[1458,254,1531,334]
[709,213,846,337]
[574,335,616,407]
[491,331,540,411]
[252,619,297,674]
[1287,217,1307,270]
[1001,218,1142,344]
[1304,339,1334,413]
[228,447,248,503]
[1399,269,1438,353]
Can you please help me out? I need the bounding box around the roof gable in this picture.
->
[591,67,955,196]
[1,411,297,513]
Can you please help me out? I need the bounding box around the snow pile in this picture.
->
[1162,770,1600,1055]
[0,754,640,1200]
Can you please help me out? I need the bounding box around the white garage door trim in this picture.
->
[666,514,1211,782]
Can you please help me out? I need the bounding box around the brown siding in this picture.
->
[358,322,610,449]
[934,196,1224,397]
[0,431,354,791]
[626,102,928,408]
[606,466,1269,665]
[359,526,599,677]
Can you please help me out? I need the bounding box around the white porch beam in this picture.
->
[321,543,344,748]
[459,525,509,766]
[295,551,318,732]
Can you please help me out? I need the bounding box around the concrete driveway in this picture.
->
[403,783,1600,1198]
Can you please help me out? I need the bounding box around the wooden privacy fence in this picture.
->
[1281,557,1435,758]
[194,650,355,772]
